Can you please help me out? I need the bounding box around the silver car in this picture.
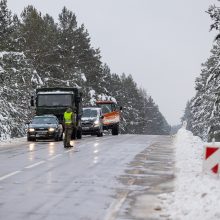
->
[81,107,104,137]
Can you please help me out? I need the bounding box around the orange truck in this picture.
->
[96,100,122,135]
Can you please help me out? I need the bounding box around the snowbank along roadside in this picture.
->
[162,128,220,220]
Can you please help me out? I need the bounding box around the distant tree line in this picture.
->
[0,0,170,138]
[182,1,220,140]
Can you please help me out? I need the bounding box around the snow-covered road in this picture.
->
[0,134,174,220]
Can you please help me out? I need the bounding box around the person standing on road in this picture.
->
[63,107,74,148]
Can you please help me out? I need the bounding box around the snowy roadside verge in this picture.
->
[0,137,26,147]
[162,128,220,220]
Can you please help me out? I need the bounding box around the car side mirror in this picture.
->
[119,106,123,110]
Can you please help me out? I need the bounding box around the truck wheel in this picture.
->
[112,124,119,135]
[77,129,82,139]
[71,130,77,140]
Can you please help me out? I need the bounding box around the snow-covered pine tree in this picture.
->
[20,6,60,82]
[0,0,14,50]
[0,51,41,139]
[183,2,220,140]
[58,7,106,102]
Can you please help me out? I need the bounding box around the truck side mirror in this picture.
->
[30,96,34,106]
[100,115,104,119]
[120,106,123,110]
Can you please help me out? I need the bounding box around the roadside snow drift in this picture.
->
[164,128,220,220]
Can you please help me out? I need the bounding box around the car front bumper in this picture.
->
[81,126,100,135]
[27,131,58,139]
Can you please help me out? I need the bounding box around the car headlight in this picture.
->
[48,128,55,132]
[28,128,35,132]
[93,120,100,127]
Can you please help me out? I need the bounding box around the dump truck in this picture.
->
[30,87,83,139]
[96,100,122,135]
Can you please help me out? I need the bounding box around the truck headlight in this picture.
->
[48,128,55,132]
[28,128,35,132]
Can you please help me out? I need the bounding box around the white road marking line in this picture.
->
[104,178,135,220]
[104,193,127,220]
[0,171,22,181]
[25,161,45,169]
[48,154,62,161]
[0,139,92,182]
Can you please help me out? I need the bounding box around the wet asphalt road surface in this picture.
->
[0,134,174,220]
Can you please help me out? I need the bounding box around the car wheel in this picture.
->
[55,134,60,141]
[27,136,36,142]
[59,133,63,141]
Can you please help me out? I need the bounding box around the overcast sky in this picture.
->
[7,0,218,125]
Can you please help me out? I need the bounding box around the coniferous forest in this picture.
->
[182,3,220,141]
[0,0,170,139]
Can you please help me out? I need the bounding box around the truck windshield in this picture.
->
[83,109,98,117]
[37,94,72,107]
[97,104,112,114]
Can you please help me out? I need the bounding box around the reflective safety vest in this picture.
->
[64,112,73,124]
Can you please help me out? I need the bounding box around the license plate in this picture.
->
[82,127,90,130]
[36,132,47,136]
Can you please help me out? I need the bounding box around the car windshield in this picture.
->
[83,109,98,118]
[37,94,72,107]
[32,117,57,124]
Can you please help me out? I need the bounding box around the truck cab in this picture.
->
[96,101,122,135]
